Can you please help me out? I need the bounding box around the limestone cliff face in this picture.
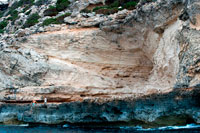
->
[0,0,200,126]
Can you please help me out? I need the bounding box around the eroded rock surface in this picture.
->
[0,0,200,126]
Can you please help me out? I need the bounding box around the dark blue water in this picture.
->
[1,124,200,133]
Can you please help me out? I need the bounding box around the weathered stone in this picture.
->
[64,16,78,25]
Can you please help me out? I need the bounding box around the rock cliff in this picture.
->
[0,0,200,127]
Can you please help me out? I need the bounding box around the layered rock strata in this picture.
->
[0,87,199,126]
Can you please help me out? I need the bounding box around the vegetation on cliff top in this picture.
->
[0,0,144,33]
[44,0,70,16]
[42,18,60,26]
[0,20,7,33]
[91,0,139,15]
[0,0,72,33]
[42,12,71,26]
[35,0,50,6]
[7,10,19,24]
[23,13,40,28]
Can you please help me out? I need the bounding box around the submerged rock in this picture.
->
[0,87,200,126]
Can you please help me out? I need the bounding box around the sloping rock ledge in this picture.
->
[0,87,200,127]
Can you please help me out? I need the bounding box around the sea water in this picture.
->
[0,124,200,133]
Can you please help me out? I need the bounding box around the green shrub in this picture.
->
[109,0,120,8]
[42,18,60,26]
[49,5,56,10]
[10,0,35,10]
[6,10,19,24]
[43,0,70,16]
[5,0,35,22]
[3,0,35,26]
[93,0,139,14]
[42,12,71,26]
[80,9,92,13]
[18,0,35,6]
[56,12,71,23]
[6,0,34,19]
[61,12,71,17]
[0,11,4,18]
[56,0,70,11]
[23,13,40,28]
[93,6,107,12]
[123,1,137,9]
[35,0,49,6]
[95,7,118,15]
[0,20,8,29]
[9,1,21,10]
[22,5,31,13]
[25,10,32,15]
[17,21,22,25]
[0,20,8,33]
[0,29,4,33]
[92,1,120,12]
[93,4,119,15]
[44,6,58,16]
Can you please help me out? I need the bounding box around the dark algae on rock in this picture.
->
[0,87,200,127]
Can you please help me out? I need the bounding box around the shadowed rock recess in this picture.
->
[0,0,200,127]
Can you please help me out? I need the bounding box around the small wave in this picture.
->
[137,124,200,131]
[63,124,70,128]
[119,125,142,130]
[18,124,29,127]
[0,124,29,127]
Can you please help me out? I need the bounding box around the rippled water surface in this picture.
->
[1,124,200,133]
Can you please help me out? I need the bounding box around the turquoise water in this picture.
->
[0,124,200,133]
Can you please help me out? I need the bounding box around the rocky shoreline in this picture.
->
[0,87,199,127]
